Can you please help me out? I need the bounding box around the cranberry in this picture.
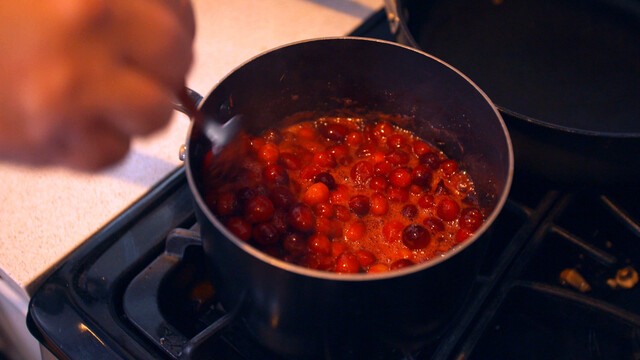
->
[437,199,460,221]
[252,223,280,245]
[269,186,295,209]
[333,204,351,221]
[313,202,334,218]
[385,150,410,165]
[402,224,430,249]
[321,123,349,142]
[419,152,441,170]
[307,254,334,271]
[271,208,288,233]
[418,194,435,209]
[263,164,289,185]
[308,234,331,255]
[388,168,412,188]
[355,143,376,158]
[303,182,330,206]
[349,195,371,216]
[335,252,360,273]
[370,192,389,216]
[287,204,315,232]
[390,259,414,271]
[344,221,366,241]
[327,144,349,159]
[456,228,474,243]
[387,134,407,148]
[434,180,450,195]
[355,249,376,267]
[373,122,394,140]
[244,195,275,223]
[369,176,389,191]
[225,217,252,241]
[374,161,393,176]
[262,128,282,144]
[283,233,306,255]
[314,217,332,235]
[351,161,374,184]
[329,184,350,204]
[346,132,363,147]
[236,187,257,206]
[387,187,409,202]
[423,217,445,233]
[313,151,337,168]
[216,191,238,216]
[412,141,431,156]
[314,172,336,190]
[300,165,322,181]
[460,207,483,231]
[440,159,458,176]
[368,264,390,273]
[257,143,279,164]
[329,242,345,257]
[411,165,433,187]
[280,152,302,170]
[402,204,418,219]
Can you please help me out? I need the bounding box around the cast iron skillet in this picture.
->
[184,37,513,359]
[385,0,640,186]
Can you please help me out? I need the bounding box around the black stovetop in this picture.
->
[27,9,640,360]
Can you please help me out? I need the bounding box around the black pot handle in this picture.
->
[173,87,204,117]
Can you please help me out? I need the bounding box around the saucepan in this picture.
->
[384,0,640,186]
[181,37,513,359]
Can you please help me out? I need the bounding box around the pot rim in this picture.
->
[185,36,514,282]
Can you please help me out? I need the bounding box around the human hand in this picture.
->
[0,0,195,170]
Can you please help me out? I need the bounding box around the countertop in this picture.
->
[0,0,383,299]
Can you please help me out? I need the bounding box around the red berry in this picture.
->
[269,186,295,209]
[402,224,431,249]
[283,233,306,255]
[423,217,445,233]
[313,151,337,168]
[257,143,279,164]
[440,159,458,176]
[387,134,407,148]
[437,198,460,222]
[385,150,410,165]
[287,204,315,232]
[245,195,275,223]
[382,221,404,243]
[263,164,289,185]
[418,195,435,209]
[313,202,334,218]
[419,152,441,170]
[308,234,331,255]
[460,207,483,231]
[349,195,371,216]
[346,132,363,147]
[355,249,376,267]
[314,172,336,190]
[225,217,252,241]
[252,223,280,245]
[355,143,376,158]
[351,161,374,184]
[335,252,360,273]
[344,221,366,241]
[390,259,414,271]
[216,191,238,216]
[388,168,412,188]
[327,144,349,159]
[369,176,389,191]
[411,165,433,187]
[334,204,351,221]
[412,141,431,156]
[387,187,409,202]
[280,152,302,170]
[401,204,418,219]
[370,192,389,216]
[321,123,349,142]
[456,228,474,243]
[374,161,393,176]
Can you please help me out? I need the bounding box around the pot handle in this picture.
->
[383,0,401,35]
[173,86,204,117]
[175,87,203,161]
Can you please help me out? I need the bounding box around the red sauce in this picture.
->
[202,115,484,274]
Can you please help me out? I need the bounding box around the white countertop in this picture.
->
[0,0,383,299]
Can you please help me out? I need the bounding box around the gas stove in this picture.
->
[27,10,640,360]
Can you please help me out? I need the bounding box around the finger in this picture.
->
[86,65,175,136]
[111,0,194,90]
[53,122,131,171]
